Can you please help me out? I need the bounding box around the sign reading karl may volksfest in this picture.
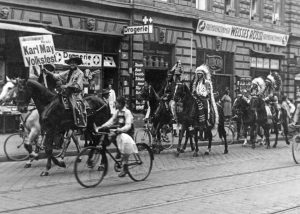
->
[19,35,56,67]
[196,19,289,47]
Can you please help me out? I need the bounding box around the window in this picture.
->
[272,0,281,24]
[225,0,235,15]
[196,0,207,10]
[250,0,258,20]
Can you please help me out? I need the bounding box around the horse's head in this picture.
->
[250,95,264,111]
[15,78,31,112]
[0,78,17,105]
[173,83,187,102]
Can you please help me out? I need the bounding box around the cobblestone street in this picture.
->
[0,140,299,214]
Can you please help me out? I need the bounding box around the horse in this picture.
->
[15,78,109,176]
[173,83,228,156]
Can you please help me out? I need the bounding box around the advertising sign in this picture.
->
[54,50,102,67]
[19,35,55,67]
[134,62,145,111]
[123,24,153,35]
[196,19,289,46]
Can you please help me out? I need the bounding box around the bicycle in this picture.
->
[134,119,174,154]
[211,118,235,144]
[74,129,154,188]
[4,121,80,162]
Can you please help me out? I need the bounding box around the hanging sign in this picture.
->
[19,35,56,67]
[134,62,145,111]
[196,19,289,46]
[54,50,102,67]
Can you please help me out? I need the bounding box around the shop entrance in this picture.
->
[145,68,167,94]
[103,67,118,92]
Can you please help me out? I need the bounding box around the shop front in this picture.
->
[196,49,234,98]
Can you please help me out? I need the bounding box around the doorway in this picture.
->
[145,69,167,94]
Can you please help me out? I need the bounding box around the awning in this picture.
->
[0,22,54,34]
[250,49,285,59]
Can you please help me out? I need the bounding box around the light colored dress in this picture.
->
[221,94,232,117]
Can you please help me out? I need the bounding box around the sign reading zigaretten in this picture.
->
[19,35,56,67]
[196,19,289,47]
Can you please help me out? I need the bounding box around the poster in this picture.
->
[134,62,145,111]
[19,35,55,67]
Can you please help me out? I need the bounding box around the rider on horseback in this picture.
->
[191,64,218,129]
[42,57,87,128]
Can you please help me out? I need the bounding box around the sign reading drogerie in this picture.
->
[123,24,153,35]
[19,35,55,67]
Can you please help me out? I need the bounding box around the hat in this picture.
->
[43,64,55,72]
[100,89,110,95]
[65,57,83,65]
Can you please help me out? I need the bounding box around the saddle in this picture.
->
[61,94,87,128]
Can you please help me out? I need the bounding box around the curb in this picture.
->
[0,136,285,163]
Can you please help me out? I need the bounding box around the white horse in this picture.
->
[0,78,41,167]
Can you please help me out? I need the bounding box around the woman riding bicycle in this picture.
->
[95,96,138,177]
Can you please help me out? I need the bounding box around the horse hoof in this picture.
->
[175,152,180,157]
[24,163,31,168]
[193,152,198,157]
[59,161,66,168]
[273,144,277,148]
[191,147,195,152]
[204,151,210,155]
[180,149,185,153]
[40,171,49,176]
[224,150,228,154]
[266,145,270,149]
[286,141,290,145]
[76,157,82,163]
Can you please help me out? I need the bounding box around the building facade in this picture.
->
[0,0,295,111]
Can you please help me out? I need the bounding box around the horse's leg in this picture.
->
[250,124,257,149]
[220,125,228,154]
[272,122,279,148]
[242,124,248,146]
[188,127,195,152]
[193,127,199,157]
[24,126,41,168]
[283,121,290,145]
[204,129,212,155]
[40,132,54,176]
[176,124,184,156]
[264,124,270,149]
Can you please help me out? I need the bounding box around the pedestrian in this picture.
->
[100,88,111,115]
[221,88,232,121]
[108,83,116,115]
[281,95,291,145]
[95,96,137,177]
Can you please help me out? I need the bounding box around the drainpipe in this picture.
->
[129,0,134,109]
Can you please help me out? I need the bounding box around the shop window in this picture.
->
[225,0,235,15]
[196,0,207,10]
[250,0,258,20]
[103,38,120,53]
[272,0,281,24]
[67,35,85,51]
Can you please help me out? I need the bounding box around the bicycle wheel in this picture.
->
[4,133,29,161]
[292,135,300,164]
[160,125,174,150]
[224,125,235,145]
[74,146,107,188]
[127,143,153,182]
[134,129,152,146]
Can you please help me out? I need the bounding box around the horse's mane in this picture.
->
[26,79,56,103]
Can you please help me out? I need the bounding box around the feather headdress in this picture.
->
[251,77,266,96]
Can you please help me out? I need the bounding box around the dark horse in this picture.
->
[140,84,173,149]
[173,83,228,156]
[249,96,271,149]
[15,79,110,176]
